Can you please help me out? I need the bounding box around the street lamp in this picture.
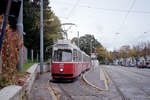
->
[40,0,54,74]
[90,35,94,55]
[40,0,44,74]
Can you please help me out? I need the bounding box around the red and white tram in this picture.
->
[51,39,91,79]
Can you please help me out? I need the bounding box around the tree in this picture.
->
[106,51,113,63]
[96,45,106,64]
[119,45,130,58]
[23,0,62,60]
[72,34,101,55]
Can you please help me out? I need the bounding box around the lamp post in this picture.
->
[40,0,44,74]
[90,36,93,55]
[40,0,54,74]
[77,31,79,47]
[17,0,23,72]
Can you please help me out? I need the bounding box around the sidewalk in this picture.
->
[28,72,53,100]
[83,67,107,90]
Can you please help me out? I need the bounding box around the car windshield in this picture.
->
[53,49,72,62]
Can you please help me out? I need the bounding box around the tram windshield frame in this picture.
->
[53,49,72,62]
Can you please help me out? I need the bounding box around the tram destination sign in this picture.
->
[54,44,70,50]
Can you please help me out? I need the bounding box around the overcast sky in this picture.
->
[50,0,150,51]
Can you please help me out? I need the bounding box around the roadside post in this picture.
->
[40,0,44,74]
[17,0,23,72]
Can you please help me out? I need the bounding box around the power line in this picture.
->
[52,1,150,14]
[67,0,81,19]
[115,0,136,35]
[121,0,136,26]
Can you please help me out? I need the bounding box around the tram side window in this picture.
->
[53,49,72,62]
[83,55,86,62]
[73,49,77,62]
[78,51,82,62]
[86,56,88,62]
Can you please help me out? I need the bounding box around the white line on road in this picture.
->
[100,69,109,90]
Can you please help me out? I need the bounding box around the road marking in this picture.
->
[100,69,105,80]
[103,70,110,91]
[56,94,62,100]
[147,96,150,98]
[100,69,109,90]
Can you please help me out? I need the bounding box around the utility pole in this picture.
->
[37,52,38,62]
[90,35,93,55]
[31,49,33,62]
[0,0,12,80]
[40,0,44,74]
[77,31,79,47]
[17,0,23,72]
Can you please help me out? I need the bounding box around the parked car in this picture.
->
[136,64,146,68]
[146,64,150,68]
[145,62,150,68]
[129,64,135,67]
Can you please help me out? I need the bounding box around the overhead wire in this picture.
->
[79,5,150,14]
[67,0,81,19]
[113,0,136,37]
[120,0,136,28]
[52,0,150,15]
[51,0,150,20]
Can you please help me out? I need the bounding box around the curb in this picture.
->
[0,64,39,100]
[82,67,110,92]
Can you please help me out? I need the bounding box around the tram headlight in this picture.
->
[60,68,63,72]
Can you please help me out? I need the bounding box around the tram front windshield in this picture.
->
[53,49,72,62]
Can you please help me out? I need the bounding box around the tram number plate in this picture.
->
[60,63,64,68]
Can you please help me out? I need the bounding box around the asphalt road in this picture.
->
[49,65,150,100]
[29,65,150,100]
[102,65,150,100]
[49,76,105,100]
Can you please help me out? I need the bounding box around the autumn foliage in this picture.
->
[0,15,23,88]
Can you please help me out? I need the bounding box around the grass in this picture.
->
[23,61,37,71]
[0,61,38,89]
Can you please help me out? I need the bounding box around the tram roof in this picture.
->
[53,39,90,57]
[53,39,80,50]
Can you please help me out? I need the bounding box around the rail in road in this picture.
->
[105,70,130,100]
[117,66,150,77]
[49,75,106,100]
[49,67,134,100]
[57,83,74,100]
[102,65,150,100]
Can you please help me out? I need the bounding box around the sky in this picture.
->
[50,0,150,51]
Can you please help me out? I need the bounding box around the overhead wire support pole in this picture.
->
[77,31,79,47]
[17,0,23,72]
[0,0,12,54]
[90,35,92,55]
[40,0,44,74]
[0,0,12,80]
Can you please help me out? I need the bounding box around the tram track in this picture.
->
[49,75,103,100]
[49,81,74,100]
[57,84,74,100]
[105,70,130,100]
[113,67,150,97]
[104,66,150,100]
[121,67,150,77]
